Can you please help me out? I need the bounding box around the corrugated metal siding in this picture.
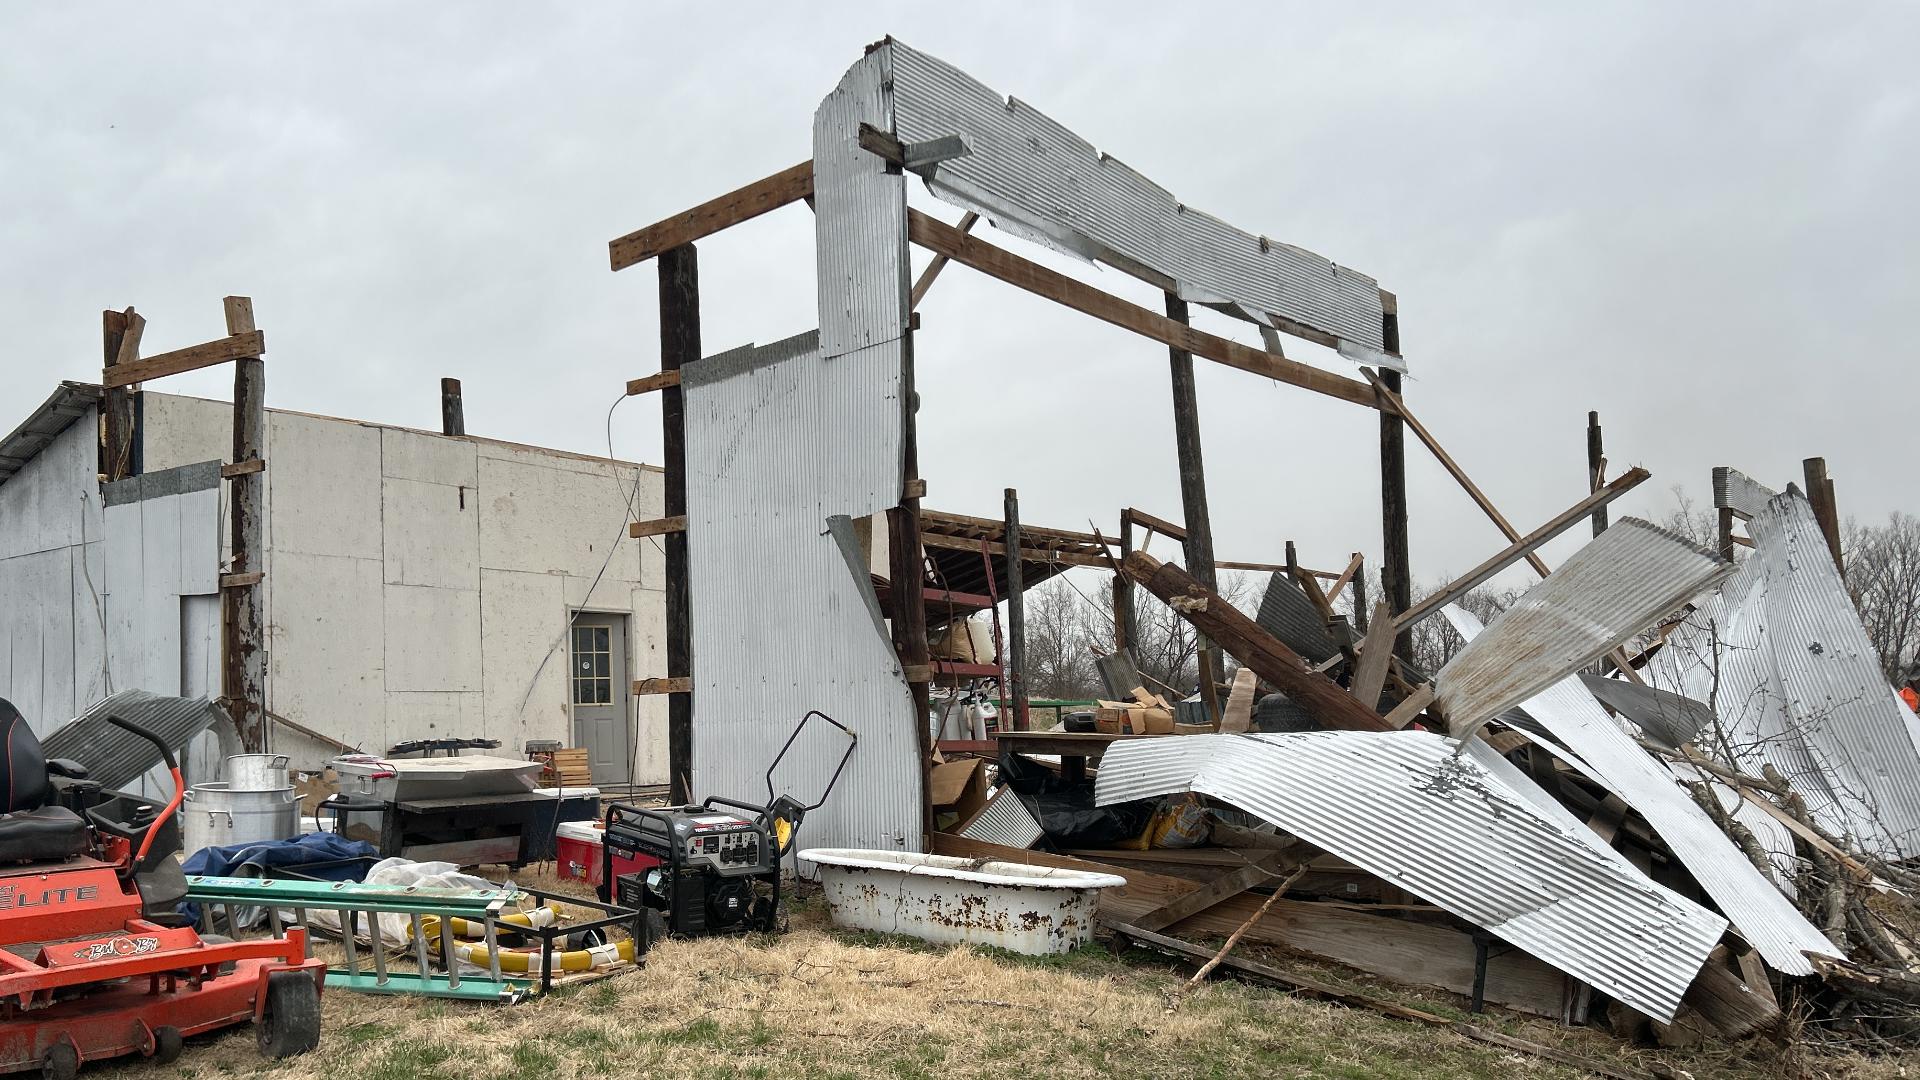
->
[884,41,1394,363]
[1436,518,1732,737]
[40,690,233,792]
[0,382,96,491]
[1254,571,1348,665]
[959,789,1044,848]
[1446,607,1837,976]
[1646,491,1920,857]
[1094,731,1725,1021]
[1712,466,1776,518]
[682,48,921,855]
[1577,672,1714,750]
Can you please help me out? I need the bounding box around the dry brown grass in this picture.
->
[91,869,1911,1080]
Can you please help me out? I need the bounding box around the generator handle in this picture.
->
[765,710,858,813]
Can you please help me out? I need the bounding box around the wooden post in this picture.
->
[1351,562,1370,633]
[1586,411,1608,537]
[889,333,934,845]
[1004,488,1028,731]
[441,377,466,436]
[1803,457,1844,578]
[1164,294,1222,721]
[1378,306,1412,662]
[101,308,142,482]
[1114,512,1135,651]
[659,245,699,805]
[223,297,268,753]
[1717,506,1736,562]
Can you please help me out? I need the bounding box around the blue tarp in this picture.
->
[178,832,377,927]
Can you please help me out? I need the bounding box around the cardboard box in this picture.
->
[929,757,989,831]
[1094,701,1174,735]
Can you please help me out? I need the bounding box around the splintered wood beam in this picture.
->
[609,161,814,271]
[625,370,682,396]
[919,532,1111,569]
[1326,553,1364,604]
[634,677,692,695]
[1391,466,1652,631]
[1121,550,1392,732]
[910,211,978,309]
[103,330,265,388]
[1125,507,1187,542]
[908,211,1379,409]
[629,515,688,539]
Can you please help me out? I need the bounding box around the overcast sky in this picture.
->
[3,3,1913,592]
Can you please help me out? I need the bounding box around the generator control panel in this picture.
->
[604,807,771,879]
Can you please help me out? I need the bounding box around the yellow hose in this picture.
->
[420,905,561,940]
[454,937,635,973]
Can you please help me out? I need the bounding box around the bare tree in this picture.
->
[1848,512,1920,682]
[1405,580,1524,673]
[1660,483,1719,550]
[1014,569,1259,700]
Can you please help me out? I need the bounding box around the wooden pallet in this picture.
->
[544,748,593,787]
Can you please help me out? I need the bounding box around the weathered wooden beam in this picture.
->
[629,515,688,539]
[1003,488,1029,731]
[1165,294,1223,723]
[222,296,267,753]
[919,532,1111,568]
[1132,854,1289,932]
[102,330,265,388]
[633,677,692,695]
[1348,602,1396,711]
[910,211,978,308]
[1326,552,1364,605]
[1121,550,1392,732]
[1587,410,1608,537]
[101,308,140,482]
[1804,457,1844,577]
[220,459,265,478]
[626,370,682,396]
[1375,315,1412,662]
[659,245,700,804]
[609,161,814,271]
[908,211,1379,409]
[1125,507,1186,542]
[1391,466,1653,631]
[441,377,465,436]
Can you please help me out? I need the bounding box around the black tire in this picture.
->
[153,1026,184,1065]
[41,1044,78,1080]
[257,971,321,1059]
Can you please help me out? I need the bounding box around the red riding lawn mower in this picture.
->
[0,698,324,1078]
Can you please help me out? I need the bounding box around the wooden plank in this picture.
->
[1587,411,1609,537]
[220,571,264,589]
[1389,466,1652,631]
[1131,853,1287,932]
[1326,552,1364,604]
[609,161,814,271]
[907,211,1379,409]
[102,330,264,388]
[1165,294,1222,726]
[629,515,688,539]
[1215,559,1288,573]
[1122,550,1392,732]
[102,307,140,482]
[220,458,265,478]
[919,532,1111,568]
[910,211,978,308]
[1381,683,1434,728]
[1348,602,1396,711]
[625,370,681,396]
[902,478,927,499]
[856,122,905,166]
[633,677,692,695]
[1004,488,1028,730]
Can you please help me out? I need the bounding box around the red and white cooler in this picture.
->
[555,820,606,887]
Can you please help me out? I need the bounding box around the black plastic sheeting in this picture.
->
[998,750,1152,848]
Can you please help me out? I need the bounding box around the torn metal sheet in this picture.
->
[1095,730,1726,1021]
[1644,490,1920,857]
[1712,466,1777,519]
[1447,607,1838,976]
[1436,518,1733,741]
[881,40,1397,367]
[681,44,922,853]
[1577,672,1715,750]
[1254,572,1350,665]
[41,690,235,792]
[959,789,1044,849]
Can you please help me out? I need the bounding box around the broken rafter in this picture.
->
[608,160,814,271]
[908,212,1378,409]
[1391,466,1652,631]
[102,330,265,388]
[1121,550,1392,732]
[911,210,978,308]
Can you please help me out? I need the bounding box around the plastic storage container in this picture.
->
[555,820,606,886]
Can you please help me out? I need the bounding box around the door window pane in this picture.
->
[572,623,612,706]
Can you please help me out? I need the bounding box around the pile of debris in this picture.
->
[932,481,1920,1064]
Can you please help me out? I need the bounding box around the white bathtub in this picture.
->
[798,848,1127,956]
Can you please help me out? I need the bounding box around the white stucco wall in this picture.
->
[138,393,668,779]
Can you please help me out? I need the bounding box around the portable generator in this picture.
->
[599,710,855,944]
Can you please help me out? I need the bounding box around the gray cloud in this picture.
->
[3,2,1912,591]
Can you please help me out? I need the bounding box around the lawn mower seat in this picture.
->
[0,698,88,864]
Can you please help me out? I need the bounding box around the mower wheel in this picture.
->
[40,1043,78,1080]
[153,1026,184,1064]
[257,971,322,1058]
